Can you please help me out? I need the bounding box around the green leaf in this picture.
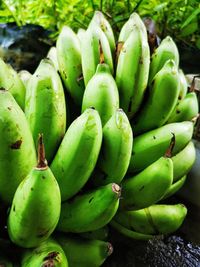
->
[181,8,200,29]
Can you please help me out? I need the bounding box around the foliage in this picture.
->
[0,0,199,49]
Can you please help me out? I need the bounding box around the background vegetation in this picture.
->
[0,0,199,50]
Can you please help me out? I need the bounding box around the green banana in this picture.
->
[92,108,133,186]
[7,135,61,248]
[82,63,119,126]
[178,69,188,100]
[172,141,196,182]
[0,89,36,204]
[148,35,179,84]
[0,57,26,110]
[77,28,86,45]
[25,58,66,163]
[18,70,32,89]
[162,175,187,200]
[120,153,173,210]
[50,108,102,201]
[116,24,150,118]
[89,11,116,57]
[56,26,84,105]
[114,203,187,235]
[79,226,109,241]
[21,238,68,267]
[47,46,59,71]
[110,220,153,240]
[128,120,194,175]
[56,183,121,233]
[56,234,113,267]
[81,26,113,86]
[133,59,180,135]
[167,92,199,123]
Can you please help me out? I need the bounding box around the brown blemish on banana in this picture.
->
[10,139,22,149]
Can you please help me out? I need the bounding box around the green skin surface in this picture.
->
[178,69,188,100]
[0,90,36,204]
[162,175,187,200]
[56,235,112,267]
[56,26,85,106]
[148,36,179,84]
[0,58,26,110]
[92,109,133,186]
[172,141,196,182]
[82,64,119,126]
[128,121,194,174]
[18,70,32,89]
[25,59,66,163]
[47,46,59,71]
[89,11,116,57]
[121,157,173,210]
[133,60,180,135]
[50,108,102,201]
[57,183,120,233]
[7,167,61,248]
[81,27,113,86]
[114,204,187,235]
[21,238,68,267]
[167,92,199,123]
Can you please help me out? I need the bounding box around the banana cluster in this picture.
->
[0,10,198,266]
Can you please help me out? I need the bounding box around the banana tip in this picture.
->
[107,242,114,256]
[112,183,121,197]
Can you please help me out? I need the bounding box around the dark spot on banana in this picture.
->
[176,110,181,114]
[7,106,12,110]
[37,228,50,238]
[63,71,67,79]
[139,57,143,64]
[153,136,156,139]
[10,139,22,149]
[42,176,46,179]
[178,96,182,100]
[42,259,55,267]
[31,187,34,191]
[139,185,145,191]
[89,197,94,203]
[43,251,59,261]
[13,205,15,212]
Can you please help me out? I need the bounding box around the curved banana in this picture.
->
[167,92,199,123]
[50,108,102,201]
[162,175,187,200]
[172,141,196,182]
[92,108,133,186]
[56,183,121,233]
[7,135,61,248]
[120,155,173,211]
[56,234,113,267]
[0,57,26,110]
[21,238,68,267]
[116,24,150,118]
[148,35,179,84]
[89,11,115,57]
[47,46,59,71]
[25,58,66,163]
[82,63,119,126]
[79,226,109,241]
[81,26,113,86]
[133,59,180,135]
[179,69,188,100]
[128,121,194,174]
[56,26,84,105]
[0,89,36,204]
[114,203,187,235]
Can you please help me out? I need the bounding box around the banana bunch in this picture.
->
[0,9,198,267]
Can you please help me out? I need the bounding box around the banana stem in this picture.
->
[165,133,175,158]
[189,75,200,92]
[37,133,48,169]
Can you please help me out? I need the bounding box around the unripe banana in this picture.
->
[92,109,133,186]
[25,58,66,163]
[0,89,36,204]
[56,183,121,233]
[133,59,180,135]
[114,203,187,235]
[89,11,116,57]
[7,135,61,248]
[121,155,173,210]
[56,26,84,105]
[82,63,119,126]
[148,36,179,84]
[77,28,86,44]
[179,69,188,100]
[172,141,196,182]
[128,120,194,175]
[56,234,113,267]
[47,46,59,71]
[50,108,102,201]
[18,70,32,89]
[116,24,150,118]
[162,175,187,200]
[167,92,199,123]
[21,238,68,267]
[81,26,113,86]
[0,57,26,110]
[79,226,109,241]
